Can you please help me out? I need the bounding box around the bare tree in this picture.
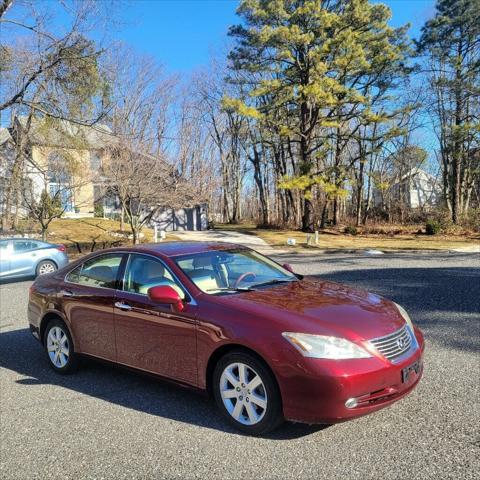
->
[22,145,93,240]
[193,64,247,223]
[101,50,202,243]
[104,143,197,244]
[1,0,113,230]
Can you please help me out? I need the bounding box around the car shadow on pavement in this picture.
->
[0,328,328,440]
[0,276,35,285]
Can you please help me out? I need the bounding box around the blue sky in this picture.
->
[118,0,436,72]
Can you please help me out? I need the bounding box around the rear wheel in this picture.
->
[36,260,57,276]
[44,319,78,374]
[213,351,283,435]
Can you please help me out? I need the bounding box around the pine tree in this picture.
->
[418,0,480,223]
[226,0,411,230]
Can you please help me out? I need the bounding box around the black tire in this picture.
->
[36,260,57,276]
[43,318,78,374]
[213,350,283,435]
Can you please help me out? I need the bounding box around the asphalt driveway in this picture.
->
[0,251,478,479]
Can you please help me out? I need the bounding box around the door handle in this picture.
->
[60,289,74,297]
[114,301,132,311]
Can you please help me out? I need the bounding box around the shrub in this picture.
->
[344,225,358,235]
[425,219,441,235]
[94,204,104,218]
[463,209,480,233]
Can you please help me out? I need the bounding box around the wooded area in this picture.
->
[1,0,479,235]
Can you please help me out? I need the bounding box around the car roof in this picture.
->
[3,237,49,244]
[126,241,245,257]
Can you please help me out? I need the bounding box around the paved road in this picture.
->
[0,252,479,479]
[172,229,286,254]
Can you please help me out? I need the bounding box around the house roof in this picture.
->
[396,167,436,183]
[15,116,115,150]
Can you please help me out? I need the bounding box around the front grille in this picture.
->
[369,325,413,362]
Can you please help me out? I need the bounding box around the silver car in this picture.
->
[0,238,69,280]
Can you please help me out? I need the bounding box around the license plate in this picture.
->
[402,360,421,383]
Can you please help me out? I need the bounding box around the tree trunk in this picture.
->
[120,205,125,231]
[251,147,268,226]
[302,196,313,232]
[355,155,365,227]
[320,201,328,229]
[451,39,466,224]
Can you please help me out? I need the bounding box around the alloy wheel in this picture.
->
[38,262,56,275]
[219,362,268,426]
[46,326,70,368]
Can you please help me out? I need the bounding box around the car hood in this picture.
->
[212,278,406,341]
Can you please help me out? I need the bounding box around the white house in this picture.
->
[373,168,442,210]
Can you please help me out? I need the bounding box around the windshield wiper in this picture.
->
[250,278,296,288]
[206,287,254,293]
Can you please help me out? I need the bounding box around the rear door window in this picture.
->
[66,254,124,289]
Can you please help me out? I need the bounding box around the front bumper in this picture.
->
[279,329,425,424]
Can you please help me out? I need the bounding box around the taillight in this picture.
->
[56,244,66,252]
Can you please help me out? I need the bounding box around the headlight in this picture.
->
[394,302,415,330]
[282,332,372,359]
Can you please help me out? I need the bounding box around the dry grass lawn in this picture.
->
[215,223,479,251]
[22,218,181,254]
[255,229,479,251]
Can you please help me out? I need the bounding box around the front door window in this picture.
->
[123,255,185,299]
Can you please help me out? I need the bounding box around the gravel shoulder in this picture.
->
[0,251,479,479]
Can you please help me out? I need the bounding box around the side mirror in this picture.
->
[148,285,185,312]
[282,263,294,273]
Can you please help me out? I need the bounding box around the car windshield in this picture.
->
[174,249,297,295]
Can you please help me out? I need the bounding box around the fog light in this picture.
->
[345,398,358,409]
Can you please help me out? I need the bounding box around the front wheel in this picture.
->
[44,319,78,374]
[213,351,283,435]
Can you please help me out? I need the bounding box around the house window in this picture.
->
[90,152,101,171]
[48,152,74,212]
[104,189,120,210]
[48,152,71,184]
[49,183,74,213]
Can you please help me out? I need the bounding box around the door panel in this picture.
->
[114,291,198,383]
[114,253,198,385]
[143,303,197,383]
[63,253,124,361]
[63,284,117,360]
[112,293,145,369]
[10,240,42,276]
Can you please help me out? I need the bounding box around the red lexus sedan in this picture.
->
[28,242,424,435]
